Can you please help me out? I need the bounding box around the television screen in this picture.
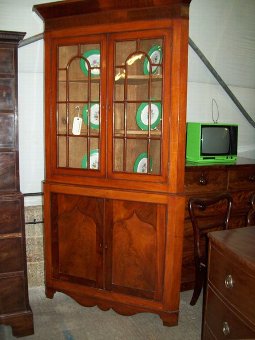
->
[201,126,230,155]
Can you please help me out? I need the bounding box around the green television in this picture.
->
[186,122,238,163]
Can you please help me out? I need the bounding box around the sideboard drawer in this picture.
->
[228,167,255,191]
[185,170,227,194]
[205,286,255,339]
[209,244,255,325]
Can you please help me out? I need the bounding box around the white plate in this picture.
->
[133,152,152,173]
[82,103,100,129]
[80,49,100,76]
[81,149,99,169]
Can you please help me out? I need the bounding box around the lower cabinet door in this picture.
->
[50,193,166,301]
[105,199,166,301]
[51,193,104,288]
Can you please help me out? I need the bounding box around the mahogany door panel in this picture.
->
[105,199,166,300]
[51,193,104,287]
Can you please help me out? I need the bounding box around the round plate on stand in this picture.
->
[143,45,162,75]
[82,103,100,129]
[80,49,100,76]
[136,102,161,130]
[81,149,99,169]
[133,152,152,173]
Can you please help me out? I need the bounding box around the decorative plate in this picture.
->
[143,45,162,75]
[133,153,152,173]
[136,102,161,130]
[81,149,99,169]
[80,49,100,76]
[82,103,100,129]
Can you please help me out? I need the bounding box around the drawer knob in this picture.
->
[248,175,255,182]
[225,274,234,288]
[222,321,230,336]
[199,173,208,185]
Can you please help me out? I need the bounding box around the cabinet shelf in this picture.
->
[114,129,161,137]
[115,74,162,84]
[58,77,100,83]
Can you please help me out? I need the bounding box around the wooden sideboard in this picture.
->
[181,157,255,291]
[203,226,255,339]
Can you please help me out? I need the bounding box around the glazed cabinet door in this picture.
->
[105,199,166,300]
[50,193,104,288]
[108,29,171,183]
[48,34,106,178]
[0,46,19,191]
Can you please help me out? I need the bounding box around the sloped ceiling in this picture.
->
[188,0,255,90]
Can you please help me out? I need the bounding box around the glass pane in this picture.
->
[127,139,149,173]
[0,79,14,110]
[57,42,101,170]
[113,37,163,175]
[58,136,67,167]
[0,49,14,74]
[0,114,15,147]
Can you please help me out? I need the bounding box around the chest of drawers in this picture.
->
[203,226,255,339]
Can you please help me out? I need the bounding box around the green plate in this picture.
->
[80,49,100,76]
[81,149,99,169]
[82,103,100,129]
[133,153,152,173]
[136,102,161,130]
[143,45,162,75]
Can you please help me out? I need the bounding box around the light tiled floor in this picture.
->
[0,287,202,340]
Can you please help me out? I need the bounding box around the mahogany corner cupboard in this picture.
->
[33,0,191,326]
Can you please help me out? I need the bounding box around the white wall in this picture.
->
[0,0,254,205]
[188,0,255,158]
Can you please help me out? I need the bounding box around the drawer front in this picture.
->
[205,286,255,339]
[209,245,255,324]
[203,323,217,340]
[228,167,255,191]
[0,238,23,273]
[0,197,22,234]
[185,170,227,194]
[0,152,17,191]
[0,276,26,314]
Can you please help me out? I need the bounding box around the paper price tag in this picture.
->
[72,116,82,135]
